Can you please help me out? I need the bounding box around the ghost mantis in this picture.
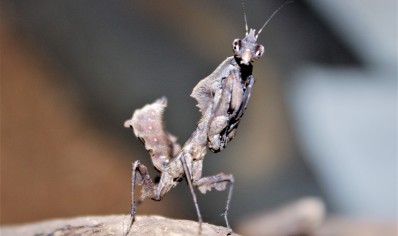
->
[123,1,292,234]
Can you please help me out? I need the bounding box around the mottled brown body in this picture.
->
[124,29,264,235]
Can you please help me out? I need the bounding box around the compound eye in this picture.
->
[255,44,264,57]
[232,39,241,52]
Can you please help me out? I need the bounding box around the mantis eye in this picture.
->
[255,44,264,57]
[232,39,241,52]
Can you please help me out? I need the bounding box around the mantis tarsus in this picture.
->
[123,1,292,235]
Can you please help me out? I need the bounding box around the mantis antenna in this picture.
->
[256,0,294,39]
[240,0,249,35]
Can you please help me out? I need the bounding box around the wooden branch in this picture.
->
[1,215,239,236]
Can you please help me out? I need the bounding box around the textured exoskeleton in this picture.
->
[124,28,265,235]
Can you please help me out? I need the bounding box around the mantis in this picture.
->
[123,1,292,234]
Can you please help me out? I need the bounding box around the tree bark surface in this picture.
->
[1,215,238,236]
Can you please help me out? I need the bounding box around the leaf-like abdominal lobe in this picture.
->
[124,97,180,171]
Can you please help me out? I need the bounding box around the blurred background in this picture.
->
[1,0,396,235]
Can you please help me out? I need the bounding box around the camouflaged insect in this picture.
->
[123,2,292,234]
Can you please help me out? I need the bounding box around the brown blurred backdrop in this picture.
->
[1,0,395,233]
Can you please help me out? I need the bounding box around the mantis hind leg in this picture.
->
[193,173,235,230]
[181,153,235,232]
[181,156,203,233]
[125,160,156,235]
